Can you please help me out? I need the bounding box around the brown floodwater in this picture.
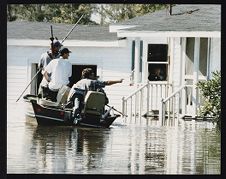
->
[7,101,221,174]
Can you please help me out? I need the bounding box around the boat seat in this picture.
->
[38,85,71,107]
[83,91,106,117]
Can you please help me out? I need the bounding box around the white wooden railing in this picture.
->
[122,81,172,117]
[159,84,204,126]
[122,80,205,126]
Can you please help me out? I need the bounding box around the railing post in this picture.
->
[162,100,166,126]
[181,86,186,117]
[130,97,133,118]
[147,81,150,113]
[159,98,164,126]
[139,90,142,116]
[122,97,125,116]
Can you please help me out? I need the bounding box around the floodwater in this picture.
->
[7,102,221,174]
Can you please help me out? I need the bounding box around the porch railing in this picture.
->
[159,84,204,126]
[122,81,172,117]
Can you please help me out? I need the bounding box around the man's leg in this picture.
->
[38,85,43,98]
[46,89,58,102]
[72,94,83,124]
[42,87,49,98]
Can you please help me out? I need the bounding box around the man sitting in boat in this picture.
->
[43,47,72,102]
[67,68,123,124]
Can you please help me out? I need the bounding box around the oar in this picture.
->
[16,68,42,102]
[106,104,128,117]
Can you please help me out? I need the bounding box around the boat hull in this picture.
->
[23,94,38,118]
[31,99,119,128]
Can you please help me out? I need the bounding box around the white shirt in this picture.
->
[45,57,72,91]
[67,79,106,101]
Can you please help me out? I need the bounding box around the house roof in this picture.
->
[7,4,221,41]
[111,4,221,32]
[7,21,117,41]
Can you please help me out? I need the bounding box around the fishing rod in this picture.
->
[16,15,84,102]
[61,14,84,44]
[106,104,128,117]
[16,68,42,102]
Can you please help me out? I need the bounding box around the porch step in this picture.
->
[143,110,159,117]
[143,110,176,118]
[181,115,213,121]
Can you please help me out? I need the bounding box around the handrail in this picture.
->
[122,81,172,117]
[159,84,194,125]
[124,81,170,101]
[163,84,193,103]
[123,82,148,101]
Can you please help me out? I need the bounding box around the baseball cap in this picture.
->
[60,48,71,55]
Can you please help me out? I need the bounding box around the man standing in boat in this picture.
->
[43,47,72,102]
[38,40,62,98]
[67,68,123,124]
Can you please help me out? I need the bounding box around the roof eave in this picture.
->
[117,31,221,38]
[7,39,127,47]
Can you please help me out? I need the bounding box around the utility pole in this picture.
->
[100,4,104,25]
[167,4,173,16]
[169,4,172,15]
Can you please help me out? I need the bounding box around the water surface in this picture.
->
[7,102,221,174]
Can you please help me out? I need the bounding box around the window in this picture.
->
[185,38,208,78]
[147,44,168,81]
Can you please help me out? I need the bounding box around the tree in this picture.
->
[7,4,169,25]
[7,4,96,24]
[93,4,168,24]
[197,71,221,129]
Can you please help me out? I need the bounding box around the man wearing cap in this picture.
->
[43,47,72,102]
[38,40,62,98]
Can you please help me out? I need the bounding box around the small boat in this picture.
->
[23,86,120,128]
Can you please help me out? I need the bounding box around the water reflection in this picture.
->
[29,126,111,173]
[7,103,221,174]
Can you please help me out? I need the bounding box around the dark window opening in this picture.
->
[140,40,143,72]
[131,40,135,71]
[148,64,167,81]
[148,44,168,62]
[69,65,97,87]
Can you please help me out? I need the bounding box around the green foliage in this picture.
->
[7,4,168,25]
[197,71,221,128]
[7,4,96,24]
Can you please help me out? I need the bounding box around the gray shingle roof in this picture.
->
[7,4,220,41]
[113,4,220,32]
[7,21,118,41]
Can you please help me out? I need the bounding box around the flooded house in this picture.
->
[7,4,221,124]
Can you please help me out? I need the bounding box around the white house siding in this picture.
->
[209,38,221,78]
[7,41,134,110]
[7,46,48,105]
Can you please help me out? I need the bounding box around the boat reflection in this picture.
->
[30,126,110,173]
